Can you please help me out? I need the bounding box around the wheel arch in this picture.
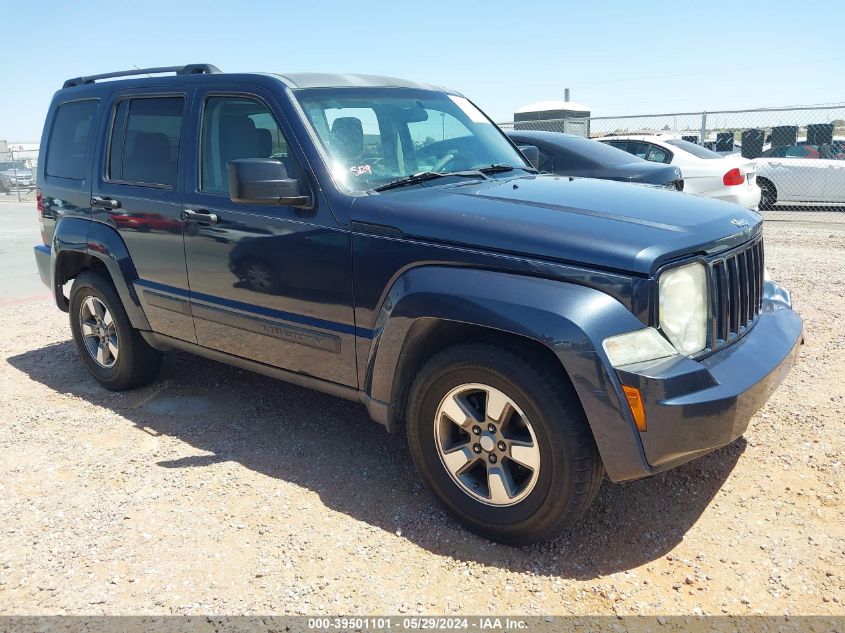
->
[756,176,778,207]
[52,218,150,329]
[363,265,654,482]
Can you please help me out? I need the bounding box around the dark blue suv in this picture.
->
[33,64,803,544]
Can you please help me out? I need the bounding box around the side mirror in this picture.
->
[228,158,311,207]
[517,144,540,170]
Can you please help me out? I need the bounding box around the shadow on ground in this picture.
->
[8,340,745,579]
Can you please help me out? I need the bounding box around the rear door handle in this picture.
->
[181,209,219,224]
[90,196,121,209]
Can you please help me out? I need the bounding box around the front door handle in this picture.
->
[90,196,121,209]
[182,209,219,224]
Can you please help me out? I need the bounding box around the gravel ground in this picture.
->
[0,221,842,617]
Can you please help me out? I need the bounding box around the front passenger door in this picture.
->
[182,90,357,387]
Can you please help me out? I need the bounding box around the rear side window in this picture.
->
[45,100,99,180]
[109,97,184,187]
[602,140,627,152]
[646,145,672,164]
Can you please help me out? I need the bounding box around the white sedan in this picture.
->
[754,141,845,208]
[596,135,761,209]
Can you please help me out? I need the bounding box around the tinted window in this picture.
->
[109,97,183,187]
[646,145,672,163]
[601,140,627,152]
[200,96,297,194]
[45,100,99,179]
[537,148,555,172]
[626,141,652,160]
[664,138,723,159]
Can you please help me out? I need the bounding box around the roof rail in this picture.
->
[62,64,221,89]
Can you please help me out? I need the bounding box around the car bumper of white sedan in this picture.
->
[700,184,761,209]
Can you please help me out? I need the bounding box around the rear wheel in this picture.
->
[758,178,777,209]
[69,270,163,390]
[406,344,603,545]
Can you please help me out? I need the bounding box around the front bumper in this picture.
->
[615,282,802,475]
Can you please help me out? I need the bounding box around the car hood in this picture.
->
[352,174,762,275]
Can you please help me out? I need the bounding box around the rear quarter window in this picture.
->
[45,100,99,180]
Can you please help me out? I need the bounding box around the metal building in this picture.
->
[513,90,591,136]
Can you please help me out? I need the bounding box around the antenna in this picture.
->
[132,64,152,78]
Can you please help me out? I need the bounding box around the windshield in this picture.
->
[0,161,28,171]
[664,139,723,159]
[294,88,528,192]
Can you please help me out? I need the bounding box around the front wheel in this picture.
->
[406,344,603,545]
[69,270,163,390]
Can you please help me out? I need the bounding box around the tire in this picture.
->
[758,178,777,209]
[69,270,163,390]
[406,344,603,545]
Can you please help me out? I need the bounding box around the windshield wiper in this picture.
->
[373,170,487,192]
[475,163,540,175]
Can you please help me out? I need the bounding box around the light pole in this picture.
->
[441,112,445,141]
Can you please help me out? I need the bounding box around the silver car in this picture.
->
[0,160,36,193]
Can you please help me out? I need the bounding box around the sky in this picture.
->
[2,0,843,141]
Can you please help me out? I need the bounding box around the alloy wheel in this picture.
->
[79,296,119,368]
[434,383,541,506]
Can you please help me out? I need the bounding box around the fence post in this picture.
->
[699,112,707,146]
[10,146,21,203]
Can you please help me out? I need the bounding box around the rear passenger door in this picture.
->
[92,87,196,342]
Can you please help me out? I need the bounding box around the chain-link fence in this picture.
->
[0,143,38,203]
[499,104,845,223]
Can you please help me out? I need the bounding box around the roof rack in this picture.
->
[62,64,221,89]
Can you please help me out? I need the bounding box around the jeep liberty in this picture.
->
[33,64,803,544]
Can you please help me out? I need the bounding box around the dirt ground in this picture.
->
[0,221,842,617]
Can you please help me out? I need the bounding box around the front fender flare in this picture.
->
[365,266,654,482]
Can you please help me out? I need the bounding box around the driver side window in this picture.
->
[200,96,297,194]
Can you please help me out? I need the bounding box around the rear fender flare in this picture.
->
[53,218,150,330]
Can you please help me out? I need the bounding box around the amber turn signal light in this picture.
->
[622,385,647,432]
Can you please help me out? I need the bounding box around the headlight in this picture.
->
[665,181,677,191]
[659,262,708,355]
[602,327,678,367]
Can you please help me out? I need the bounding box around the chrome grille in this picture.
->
[709,237,764,350]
